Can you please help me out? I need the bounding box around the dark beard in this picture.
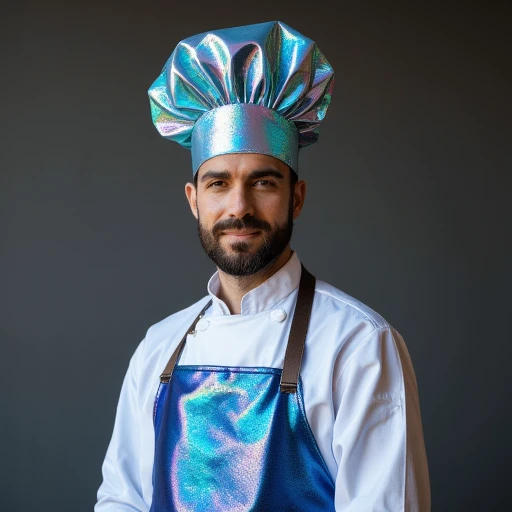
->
[197,207,294,277]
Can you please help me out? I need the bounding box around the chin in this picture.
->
[225,241,260,254]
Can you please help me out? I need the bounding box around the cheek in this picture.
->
[197,196,224,223]
[262,197,290,222]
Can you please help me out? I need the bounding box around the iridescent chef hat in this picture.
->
[148,20,334,174]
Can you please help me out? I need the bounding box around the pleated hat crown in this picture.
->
[148,20,334,174]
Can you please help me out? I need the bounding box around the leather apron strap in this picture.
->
[160,264,316,394]
[160,299,212,383]
[279,264,316,393]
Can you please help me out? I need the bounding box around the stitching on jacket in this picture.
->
[315,289,380,328]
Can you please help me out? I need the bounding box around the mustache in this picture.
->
[212,216,271,236]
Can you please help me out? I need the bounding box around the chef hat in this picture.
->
[148,20,334,174]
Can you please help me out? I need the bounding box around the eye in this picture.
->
[253,179,275,187]
[208,180,226,188]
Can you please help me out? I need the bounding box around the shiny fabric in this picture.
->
[150,366,335,511]
[191,104,299,173]
[148,20,334,173]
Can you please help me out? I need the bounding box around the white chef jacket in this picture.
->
[95,252,431,511]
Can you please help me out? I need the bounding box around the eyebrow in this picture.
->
[200,168,285,182]
[200,170,231,182]
[249,169,285,180]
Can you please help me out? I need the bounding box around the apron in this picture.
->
[150,265,335,511]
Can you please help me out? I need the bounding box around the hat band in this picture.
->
[191,104,299,174]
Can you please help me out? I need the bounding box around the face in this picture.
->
[185,153,306,276]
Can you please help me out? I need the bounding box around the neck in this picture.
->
[216,247,293,314]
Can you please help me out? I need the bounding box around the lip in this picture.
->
[222,230,260,238]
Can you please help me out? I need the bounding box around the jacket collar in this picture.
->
[207,252,301,316]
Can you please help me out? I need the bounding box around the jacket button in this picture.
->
[196,318,209,331]
[270,309,287,322]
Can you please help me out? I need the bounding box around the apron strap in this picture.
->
[279,264,316,393]
[160,299,213,383]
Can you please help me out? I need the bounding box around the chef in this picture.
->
[95,20,431,511]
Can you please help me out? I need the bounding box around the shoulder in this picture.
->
[309,279,416,396]
[314,279,390,330]
[132,296,212,389]
[307,278,404,370]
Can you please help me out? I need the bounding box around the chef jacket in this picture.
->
[95,252,431,511]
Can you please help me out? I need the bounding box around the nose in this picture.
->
[225,184,255,218]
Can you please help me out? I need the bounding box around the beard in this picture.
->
[197,204,294,277]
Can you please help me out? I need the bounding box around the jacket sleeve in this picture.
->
[332,327,431,511]
[95,339,150,512]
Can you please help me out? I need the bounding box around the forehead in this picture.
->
[196,153,289,180]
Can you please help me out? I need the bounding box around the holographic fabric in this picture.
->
[191,104,299,173]
[151,366,335,511]
[148,21,334,174]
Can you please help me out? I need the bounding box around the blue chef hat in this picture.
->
[148,20,334,174]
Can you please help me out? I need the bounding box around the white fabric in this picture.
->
[95,253,431,511]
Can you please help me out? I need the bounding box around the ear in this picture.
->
[185,182,198,219]
[292,180,306,220]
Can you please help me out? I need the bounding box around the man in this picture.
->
[96,20,431,511]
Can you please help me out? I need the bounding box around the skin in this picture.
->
[185,153,306,314]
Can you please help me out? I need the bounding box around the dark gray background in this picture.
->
[2,1,510,510]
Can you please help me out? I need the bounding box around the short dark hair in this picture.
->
[289,167,298,187]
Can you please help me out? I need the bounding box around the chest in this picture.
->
[179,311,292,368]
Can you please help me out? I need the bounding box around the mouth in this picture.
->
[222,230,261,239]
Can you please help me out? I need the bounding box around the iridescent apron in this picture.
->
[150,266,335,511]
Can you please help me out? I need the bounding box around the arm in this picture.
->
[332,327,431,511]
[95,339,150,512]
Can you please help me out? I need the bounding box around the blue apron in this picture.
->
[150,266,335,511]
